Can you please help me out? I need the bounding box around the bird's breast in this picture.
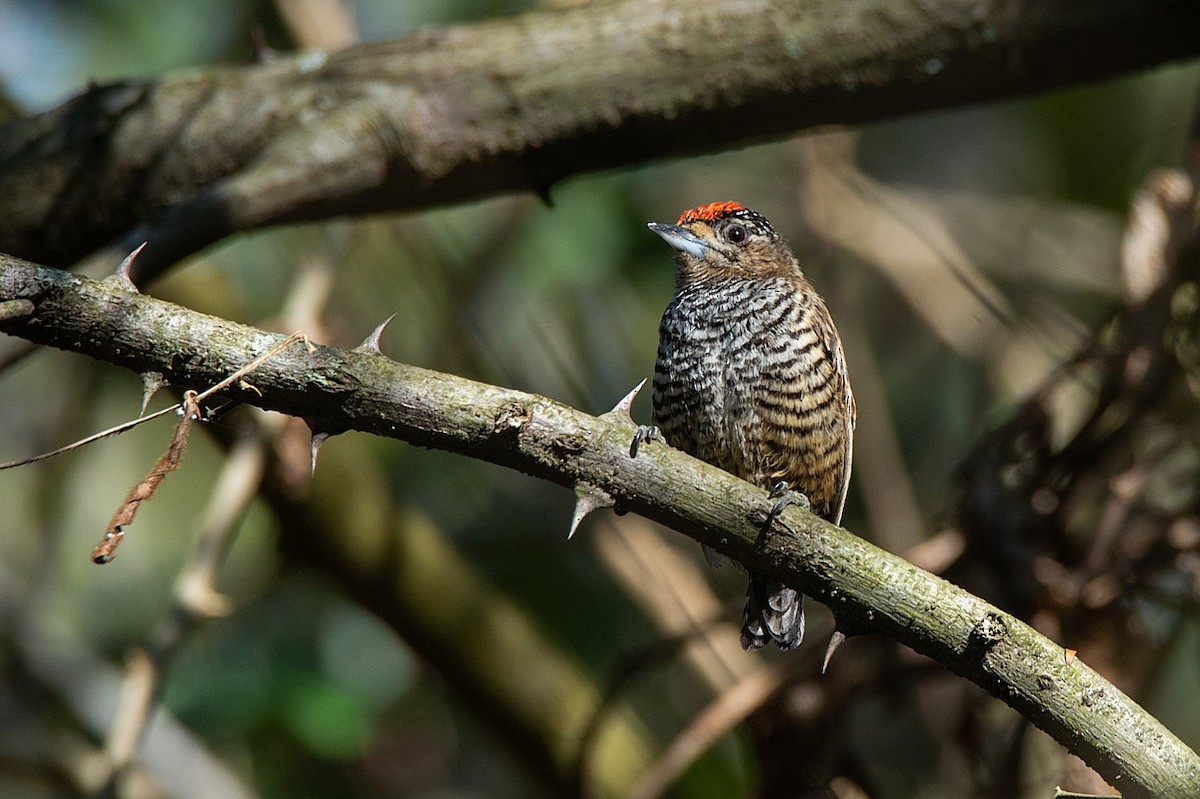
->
[651,278,851,518]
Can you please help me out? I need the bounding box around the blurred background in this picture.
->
[1,1,1199,798]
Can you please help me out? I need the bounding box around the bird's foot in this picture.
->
[629,425,659,458]
[765,481,810,528]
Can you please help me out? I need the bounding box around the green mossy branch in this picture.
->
[3,253,1200,798]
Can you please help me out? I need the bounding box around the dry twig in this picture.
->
[90,331,312,563]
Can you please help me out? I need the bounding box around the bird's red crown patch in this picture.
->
[677,202,776,236]
[677,201,748,225]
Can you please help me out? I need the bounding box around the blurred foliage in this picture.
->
[1,1,1200,799]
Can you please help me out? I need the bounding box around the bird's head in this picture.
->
[648,201,799,285]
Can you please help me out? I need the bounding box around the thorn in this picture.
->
[356,314,397,354]
[822,630,847,675]
[107,242,147,291]
[310,431,330,475]
[567,482,613,540]
[139,371,167,414]
[603,378,647,419]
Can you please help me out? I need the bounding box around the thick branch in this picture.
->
[0,0,1196,276]
[2,255,1199,797]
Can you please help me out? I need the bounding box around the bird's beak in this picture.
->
[648,222,711,259]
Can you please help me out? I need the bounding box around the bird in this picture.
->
[646,201,855,650]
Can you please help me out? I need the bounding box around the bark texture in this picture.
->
[3,253,1199,799]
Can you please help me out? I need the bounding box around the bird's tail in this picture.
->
[740,576,805,650]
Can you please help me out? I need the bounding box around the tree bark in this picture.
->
[3,253,1199,798]
[0,0,1196,278]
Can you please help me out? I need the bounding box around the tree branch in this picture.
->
[1,0,1196,277]
[2,254,1199,798]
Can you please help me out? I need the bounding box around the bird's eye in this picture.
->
[726,224,748,244]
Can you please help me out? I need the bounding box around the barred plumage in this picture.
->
[648,202,855,651]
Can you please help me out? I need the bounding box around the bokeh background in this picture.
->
[2,2,1199,798]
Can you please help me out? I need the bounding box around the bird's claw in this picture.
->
[629,425,659,458]
[765,481,810,527]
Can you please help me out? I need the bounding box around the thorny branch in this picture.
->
[89,332,312,562]
[97,239,336,791]
[2,168,1200,795]
[0,317,311,562]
